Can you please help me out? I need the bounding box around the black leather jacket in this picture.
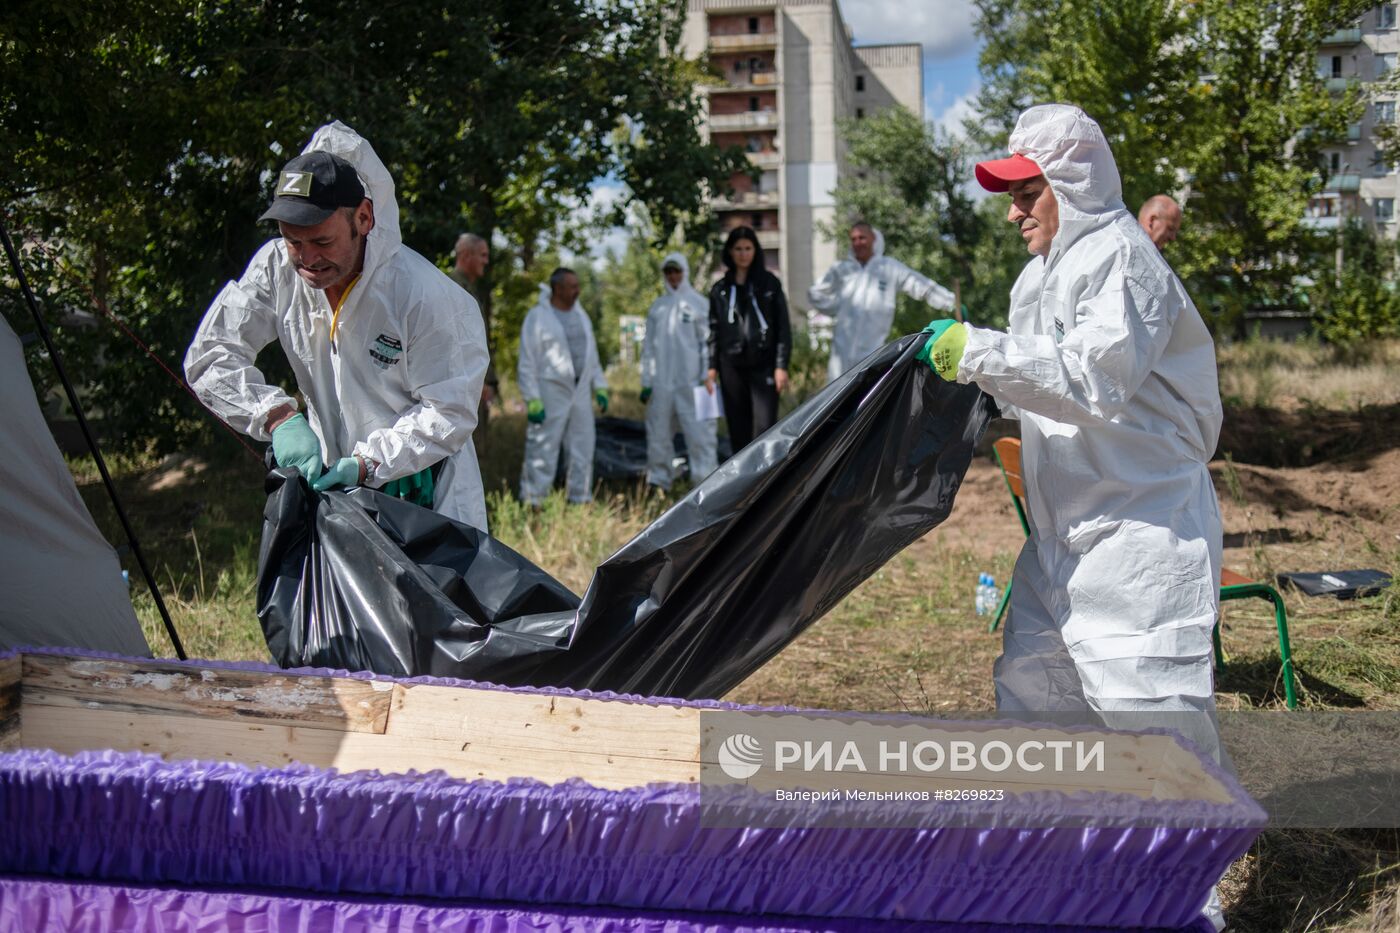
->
[706,270,792,370]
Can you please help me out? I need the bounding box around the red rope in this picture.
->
[11,223,265,465]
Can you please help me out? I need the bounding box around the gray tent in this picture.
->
[0,315,150,655]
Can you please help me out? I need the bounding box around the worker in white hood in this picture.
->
[921,107,1226,757]
[185,121,490,530]
[922,107,1227,928]
[640,253,717,489]
[518,268,609,505]
[809,222,956,382]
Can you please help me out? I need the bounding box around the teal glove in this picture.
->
[312,456,362,492]
[915,319,968,382]
[640,387,652,404]
[526,398,546,424]
[383,466,435,508]
[271,413,322,480]
[595,388,609,413]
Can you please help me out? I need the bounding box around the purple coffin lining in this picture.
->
[0,648,1264,928]
[0,876,1219,933]
[1,748,1257,929]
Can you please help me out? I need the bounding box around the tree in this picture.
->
[823,108,1026,331]
[970,0,1370,336]
[0,0,746,451]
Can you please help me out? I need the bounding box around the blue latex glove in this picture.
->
[595,388,610,413]
[915,319,968,381]
[312,456,362,492]
[383,466,436,508]
[271,413,322,480]
[526,398,546,424]
[640,386,652,404]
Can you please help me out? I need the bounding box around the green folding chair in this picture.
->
[989,436,1298,709]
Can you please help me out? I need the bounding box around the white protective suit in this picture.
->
[809,229,956,382]
[185,121,491,530]
[517,286,608,504]
[641,254,718,488]
[958,105,1224,733]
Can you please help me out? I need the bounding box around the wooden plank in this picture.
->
[0,655,18,752]
[20,654,391,734]
[384,683,702,763]
[20,703,698,790]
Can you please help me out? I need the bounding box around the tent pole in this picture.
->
[0,216,186,660]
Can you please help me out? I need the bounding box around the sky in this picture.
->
[840,0,983,137]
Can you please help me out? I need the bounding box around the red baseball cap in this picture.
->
[974,153,1044,192]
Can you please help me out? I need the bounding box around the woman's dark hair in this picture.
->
[720,225,766,278]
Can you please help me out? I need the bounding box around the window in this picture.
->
[1382,5,1397,29]
[748,96,760,112]
[1378,53,1397,77]
[748,16,759,34]
[1330,151,1342,172]
[1376,197,1395,221]
[1373,152,1391,176]
[855,75,865,92]
[733,60,744,74]
[856,107,865,119]
[1332,55,1343,78]
[1378,100,1397,124]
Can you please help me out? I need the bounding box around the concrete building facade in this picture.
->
[1310,4,1400,233]
[681,0,923,305]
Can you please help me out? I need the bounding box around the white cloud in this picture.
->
[840,0,976,59]
[929,84,981,141]
[559,180,633,269]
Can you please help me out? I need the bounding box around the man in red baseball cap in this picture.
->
[916,101,1227,931]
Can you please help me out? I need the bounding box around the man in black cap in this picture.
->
[185,121,491,529]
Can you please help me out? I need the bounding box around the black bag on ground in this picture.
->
[257,334,993,699]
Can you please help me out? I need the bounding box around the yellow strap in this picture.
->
[329,275,361,344]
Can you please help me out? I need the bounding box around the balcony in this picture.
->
[713,191,779,210]
[1302,215,1342,230]
[1325,173,1362,192]
[747,149,781,169]
[1320,27,1362,45]
[1326,76,1360,93]
[756,230,781,250]
[709,110,780,131]
[703,71,779,93]
[708,33,777,52]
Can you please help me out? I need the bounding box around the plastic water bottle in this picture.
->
[984,574,997,616]
[974,573,988,616]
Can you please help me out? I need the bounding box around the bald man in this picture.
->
[1138,195,1182,249]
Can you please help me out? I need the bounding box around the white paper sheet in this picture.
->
[694,384,723,420]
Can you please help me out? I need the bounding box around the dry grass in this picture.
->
[1218,338,1400,410]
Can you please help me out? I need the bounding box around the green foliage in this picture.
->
[1309,222,1400,347]
[0,0,746,453]
[971,0,1371,336]
[824,108,1026,331]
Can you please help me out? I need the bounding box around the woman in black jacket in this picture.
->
[705,226,792,451]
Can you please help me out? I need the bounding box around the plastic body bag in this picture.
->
[257,334,994,698]
[592,416,733,482]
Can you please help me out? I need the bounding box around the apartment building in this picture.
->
[680,0,923,305]
[1311,4,1400,232]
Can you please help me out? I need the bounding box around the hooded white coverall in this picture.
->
[641,253,718,488]
[518,287,608,504]
[959,105,1224,733]
[185,122,491,531]
[809,229,956,383]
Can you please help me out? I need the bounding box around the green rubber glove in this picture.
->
[526,398,546,424]
[640,386,652,404]
[312,456,361,492]
[271,413,323,480]
[915,319,968,382]
[383,466,435,508]
[595,388,609,413]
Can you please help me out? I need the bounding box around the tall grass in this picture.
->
[1218,338,1400,409]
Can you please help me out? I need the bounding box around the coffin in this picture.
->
[0,649,1263,931]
